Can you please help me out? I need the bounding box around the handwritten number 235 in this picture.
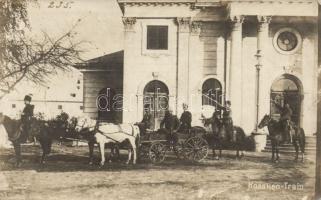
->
[48,1,74,8]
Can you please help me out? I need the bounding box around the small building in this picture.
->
[78,0,318,136]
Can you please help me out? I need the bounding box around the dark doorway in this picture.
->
[143,80,169,130]
[270,74,302,125]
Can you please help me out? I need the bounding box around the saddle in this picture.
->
[8,126,22,142]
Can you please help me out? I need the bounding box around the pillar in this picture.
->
[122,17,137,123]
[176,17,190,116]
[256,16,271,129]
[228,15,244,126]
[189,21,203,126]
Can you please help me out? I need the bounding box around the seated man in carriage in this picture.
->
[138,105,154,136]
[177,103,192,134]
[272,100,293,143]
[160,108,180,146]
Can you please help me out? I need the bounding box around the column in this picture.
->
[256,16,271,129]
[189,21,202,126]
[122,17,137,123]
[176,17,190,116]
[228,15,244,126]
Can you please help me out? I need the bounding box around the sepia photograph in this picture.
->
[0,0,320,199]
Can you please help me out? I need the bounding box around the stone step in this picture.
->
[262,149,316,155]
[264,146,316,151]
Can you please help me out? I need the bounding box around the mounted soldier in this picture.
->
[273,100,293,143]
[19,95,34,143]
[178,103,192,134]
[219,100,234,142]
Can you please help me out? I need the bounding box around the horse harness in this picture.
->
[96,124,136,143]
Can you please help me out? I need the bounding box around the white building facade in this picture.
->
[117,0,317,135]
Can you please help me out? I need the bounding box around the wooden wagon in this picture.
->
[138,127,209,164]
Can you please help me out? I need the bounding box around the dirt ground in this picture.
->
[0,144,316,200]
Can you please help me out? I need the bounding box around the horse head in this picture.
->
[74,116,96,132]
[258,114,270,129]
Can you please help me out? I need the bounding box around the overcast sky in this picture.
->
[28,0,124,60]
[1,0,124,104]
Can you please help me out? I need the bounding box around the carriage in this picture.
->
[138,127,209,164]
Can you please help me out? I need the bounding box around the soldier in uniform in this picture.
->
[222,100,234,142]
[273,100,293,143]
[160,108,180,145]
[178,103,192,134]
[20,95,34,143]
[140,105,154,135]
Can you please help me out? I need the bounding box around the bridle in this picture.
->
[259,115,272,128]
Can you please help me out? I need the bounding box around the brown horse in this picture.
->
[0,113,76,166]
[258,114,305,163]
[202,115,247,159]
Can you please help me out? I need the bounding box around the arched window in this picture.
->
[202,78,222,107]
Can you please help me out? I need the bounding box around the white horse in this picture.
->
[75,116,140,166]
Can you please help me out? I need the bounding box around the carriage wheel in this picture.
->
[174,142,185,160]
[149,142,166,164]
[184,137,209,162]
[138,143,150,161]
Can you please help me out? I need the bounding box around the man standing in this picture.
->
[178,103,192,134]
[20,95,34,143]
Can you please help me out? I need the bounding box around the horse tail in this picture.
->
[234,126,246,138]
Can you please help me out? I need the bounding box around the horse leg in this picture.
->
[98,142,105,167]
[13,142,22,167]
[88,141,94,165]
[300,138,305,163]
[126,148,132,165]
[128,138,137,165]
[275,142,280,163]
[271,140,275,162]
[293,140,298,162]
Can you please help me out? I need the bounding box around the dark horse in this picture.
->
[258,114,305,163]
[202,114,247,159]
[0,112,79,166]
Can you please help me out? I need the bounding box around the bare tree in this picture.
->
[0,0,85,99]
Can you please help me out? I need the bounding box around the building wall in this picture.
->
[120,3,317,135]
[240,21,317,134]
[82,71,123,121]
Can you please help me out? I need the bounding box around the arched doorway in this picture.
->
[202,78,223,108]
[270,74,302,125]
[143,80,169,130]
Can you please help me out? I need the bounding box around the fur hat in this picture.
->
[24,95,32,102]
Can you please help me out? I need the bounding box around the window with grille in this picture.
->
[147,26,168,50]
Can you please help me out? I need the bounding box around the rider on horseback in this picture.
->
[221,100,234,142]
[20,95,34,143]
[273,100,293,144]
[178,103,192,134]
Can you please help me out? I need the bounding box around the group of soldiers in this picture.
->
[18,94,293,144]
[140,99,294,144]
